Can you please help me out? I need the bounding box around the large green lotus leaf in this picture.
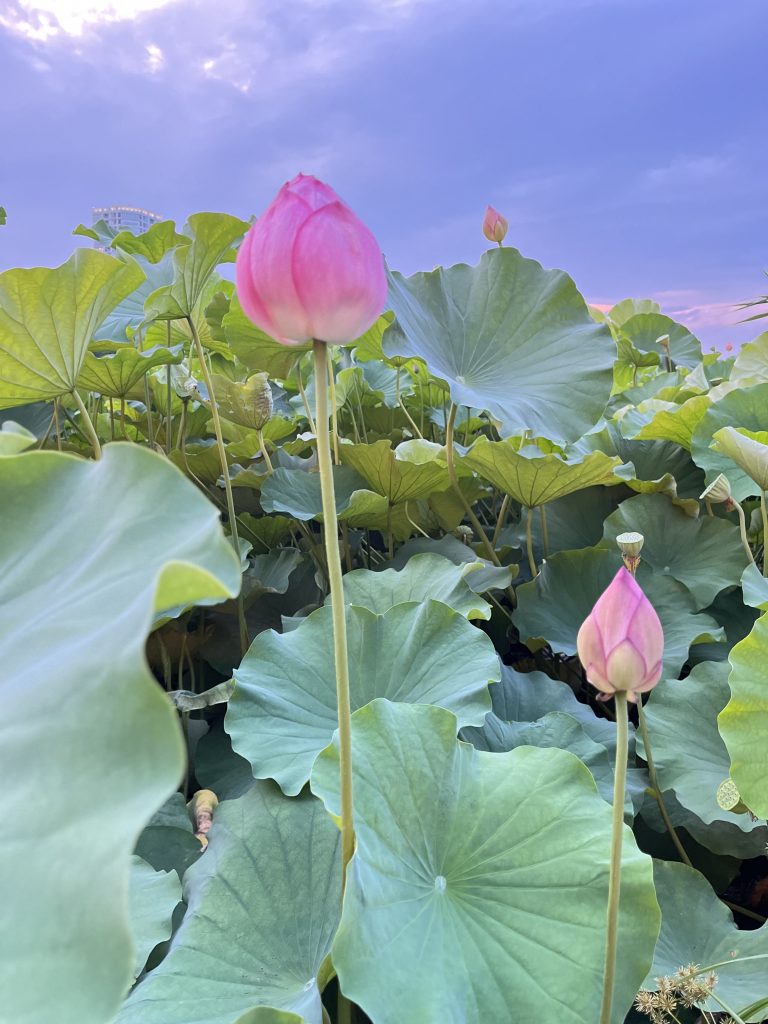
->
[608,298,661,325]
[644,861,768,1021]
[612,333,661,394]
[260,465,369,520]
[620,313,702,368]
[340,438,452,502]
[224,293,312,376]
[502,484,623,560]
[642,663,768,855]
[145,213,250,320]
[741,562,768,611]
[0,419,36,454]
[0,250,145,408]
[0,444,241,1024]
[462,435,622,506]
[227,600,499,795]
[312,700,660,1024]
[118,784,340,1024]
[599,492,745,609]
[77,342,183,399]
[134,793,203,879]
[485,663,605,730]
[719,611,768,818]
[337,488,419,541]
[383,248,615,442]
[632,395,711,450]
[691,383,768,500]
[336,553,491,619]
[712,425,768,491]
[95,253,177,343]
[514,547,723,678]
[128,856,181,982]
[75,219,189,263]
[728,330,768,387]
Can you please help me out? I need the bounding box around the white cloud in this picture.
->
[0,0,181,41]
[144,40,163,70]
[645,154,730,188]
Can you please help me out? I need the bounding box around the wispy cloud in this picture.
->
[644,154,730,188]
[0,0,181,41]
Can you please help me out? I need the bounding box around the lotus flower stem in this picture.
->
[72,389,102,460]
[326,352,340,465]
[445,402,501,566]
[187,316,249,657]
[257,429,273,474]
[599,690,628,1024]
[732,500,756,567]
[175,400,187,451]
[295,358,317,435]
[313,339,356,882]
[525,507,537,577]
[165,326,173,455]
[143,376,156,448]
[637,702,692,868]
[492,494,511,548]
[761,492,768,576]
[539,504,550,558]
[395,367,423,439]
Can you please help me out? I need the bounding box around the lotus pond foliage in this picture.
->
[2,179,768,1024]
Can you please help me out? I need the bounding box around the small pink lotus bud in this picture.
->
[235,173,387,346]
[482,205,508,245]
[576,568,664,702]
[724,343,733,353]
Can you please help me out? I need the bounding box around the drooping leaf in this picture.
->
[144,213,249,321]
[642,662,768,856]
[631,395,711,450]
[461,436,622,507]
[340,438,452,502]
[77,343,183,399]
[0,250,145,408]
[644,860,768,1021]
[337,553,492,619]
[712,425,768,491]
[599,492,746,609]
[95,252,177,343]
[383,248,615,442]
[227,600,499,794]
[691,383,768,500]
[718,610,768,818]
[128,856,181,982]
[513,547,723,678]
[312,700,660,1024]
[118,784,340,1024]
[0,443,241,1024]
[260,464,368,520]
[619,313,703,368]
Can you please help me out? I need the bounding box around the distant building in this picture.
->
[91,205,162,251]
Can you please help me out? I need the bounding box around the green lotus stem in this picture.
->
[165,323,173,455]
[54,399,62,451]
[187,316,249,657]
[120,398,128,439]
[761,492,768,576]
[694,954,768,974]
[313,339,355,882]
[599,690,628,1024]
[405,500,430,539]
[326,351,340,465]
[395,367,423,439]
[733,500,756,567]
[708,991,746,1024]
[257,429,274,474]
[491,494,511,548]
[540,503,550,558]
[108,398,116,441]
[445,403,501,566]
[295,358,317,434]
[525,507,537,577]
[143,375,156,448]
[637,701,692,868]
[722,899,766,923]
[72,389,102,460]
[175,400,187,452]
[387,503,394,562]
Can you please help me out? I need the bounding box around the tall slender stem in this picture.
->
[188,316,249,657]
[295,358,317,434]
[257,429,274,473]
[761,492,768,576]
[492,494,511,548]
[637,702,692,867]
[165,323,173,456]
[540,503,550,558]
[445,403,500,566]
[395,367,423,439]
[72,390,102,460]
[733,500,756,566]
[599,690,628,1024]
[327,352,340,465]
[313,340,355,879]
[525,507,537,577]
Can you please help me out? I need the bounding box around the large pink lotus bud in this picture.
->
[576,568,664,702]
[482,205,508,244]
[235,173,387,346]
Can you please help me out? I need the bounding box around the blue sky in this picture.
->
[0,0,766,347]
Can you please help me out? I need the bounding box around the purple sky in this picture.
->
[1,0,766,348]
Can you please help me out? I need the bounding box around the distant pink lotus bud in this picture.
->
[482,205,508,244]
[235,173,387,346]
[576,568,664,702]
[724,343,734,353]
